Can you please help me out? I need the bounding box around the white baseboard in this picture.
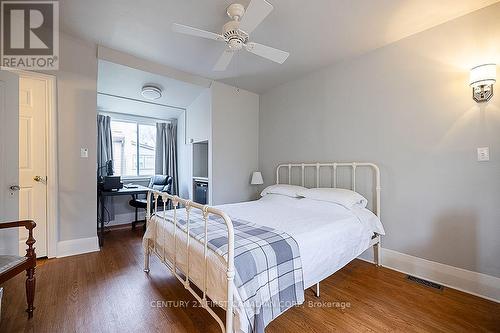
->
[358,248,500,303]
[57,236,100,258]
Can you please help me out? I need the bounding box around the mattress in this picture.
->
[144,193,384,332]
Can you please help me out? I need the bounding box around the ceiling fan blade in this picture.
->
[239,0,273,34]
[172,23,225,41]
[245,42,289,64]
[213,49,235,71]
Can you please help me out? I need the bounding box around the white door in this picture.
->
[18,76,48,257]
[0,71,20,255]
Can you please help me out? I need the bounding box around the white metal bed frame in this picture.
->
[144,162,382,333]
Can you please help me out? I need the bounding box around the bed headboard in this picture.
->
[276,162,381,217]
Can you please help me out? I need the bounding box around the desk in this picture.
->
[97,185,150,246]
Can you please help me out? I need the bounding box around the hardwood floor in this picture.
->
[1,228,499,333]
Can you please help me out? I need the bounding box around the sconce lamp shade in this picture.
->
[469,64,496,87]
[251,171,264,185]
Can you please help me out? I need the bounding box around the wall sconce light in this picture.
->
[469,64,496,103]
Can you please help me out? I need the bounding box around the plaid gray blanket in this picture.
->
[152,209,304,333]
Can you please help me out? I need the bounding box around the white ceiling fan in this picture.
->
[172,0,290,71]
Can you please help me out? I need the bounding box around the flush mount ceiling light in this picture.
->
[469,64,496,103]
[141,85,162,100]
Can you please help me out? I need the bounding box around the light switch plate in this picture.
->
[477,147,489,161]
[80,148,88,158]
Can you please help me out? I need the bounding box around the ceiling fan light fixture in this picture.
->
[226,3,245,20]
[172,0,288,71]
[141,85,162,100]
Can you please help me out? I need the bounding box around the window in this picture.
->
[110,119,156,177]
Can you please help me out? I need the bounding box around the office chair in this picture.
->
[129,175,172,230]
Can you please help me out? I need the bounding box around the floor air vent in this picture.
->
[407,275,444,290]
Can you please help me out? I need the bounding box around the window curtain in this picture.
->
[155,121,179,198]
[97,115,113,176]
[97,114,114,222]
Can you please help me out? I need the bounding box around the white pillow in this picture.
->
[260,184,307,198]
[296,188,368,209]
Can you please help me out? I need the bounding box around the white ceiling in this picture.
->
[61,0,499,94]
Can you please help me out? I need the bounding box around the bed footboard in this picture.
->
[144,190,235,333]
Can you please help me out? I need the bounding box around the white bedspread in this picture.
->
[213,194,384,288]
[145,194,384,332]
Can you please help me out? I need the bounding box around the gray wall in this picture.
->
[259,5,500,277]
[211,82,260,204]
[49,33,98,241]
[177,110,192,199]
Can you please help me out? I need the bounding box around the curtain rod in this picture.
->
[98,109,174,123]
[97,91,186,111]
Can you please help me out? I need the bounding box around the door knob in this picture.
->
[34,176,43,182]
[9,185,21,191]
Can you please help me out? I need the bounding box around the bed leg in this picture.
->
[315,282,320,297]
[374,236,382,267]
[144,246,150,273]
